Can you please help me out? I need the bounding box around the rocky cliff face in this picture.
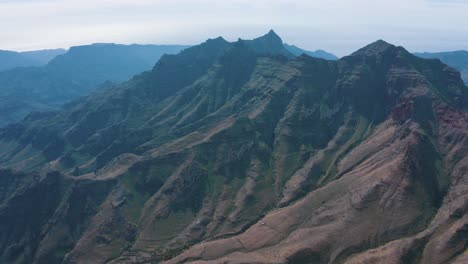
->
[0,32,466,264]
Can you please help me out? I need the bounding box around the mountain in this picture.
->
[0,49,66,71]
[0,50,38,71]
[415,50,468,84]
[0,32,466,264]
[19,49,67,65]
[242,30,295,58]
[243,30,338,60]
[0,44,190,126]
[284,43,338,60]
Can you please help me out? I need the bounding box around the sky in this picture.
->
[1,0,468,57]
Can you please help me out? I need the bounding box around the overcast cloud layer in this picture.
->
[1,0,467,56]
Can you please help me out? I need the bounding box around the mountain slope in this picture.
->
[0,34,466,264]
[284,43,338,60]
[0,44,189,126]
[415,50,468,84]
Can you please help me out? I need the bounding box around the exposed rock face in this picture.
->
[0,32,466,264]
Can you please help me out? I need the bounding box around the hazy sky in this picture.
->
[1,0,468,56]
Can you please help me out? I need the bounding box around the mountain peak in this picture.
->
[267,29,278,36]
[255,29,283,44]
[242,30,295,58]
[351,39,396,56]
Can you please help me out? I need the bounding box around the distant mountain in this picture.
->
[0,49,66,71]
[415,50,468,84]
[20,49,67,65]
[284,43,338,60]
[0,50,38,71]
[0,31,466,264]
[0,44,190,126]
[0,50,37,71]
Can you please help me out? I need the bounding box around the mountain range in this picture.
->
[284,43,338,60]
[0,49,66,71]
[0,44,190,126]
[0,31,466,264]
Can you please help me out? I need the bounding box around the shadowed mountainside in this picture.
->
[0,32,466,264]
[415,50,468,84]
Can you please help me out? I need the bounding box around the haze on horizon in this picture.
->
[1,0,468,57]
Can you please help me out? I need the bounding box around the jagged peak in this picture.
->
[240,29,295,58]
[253,29,283,44]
